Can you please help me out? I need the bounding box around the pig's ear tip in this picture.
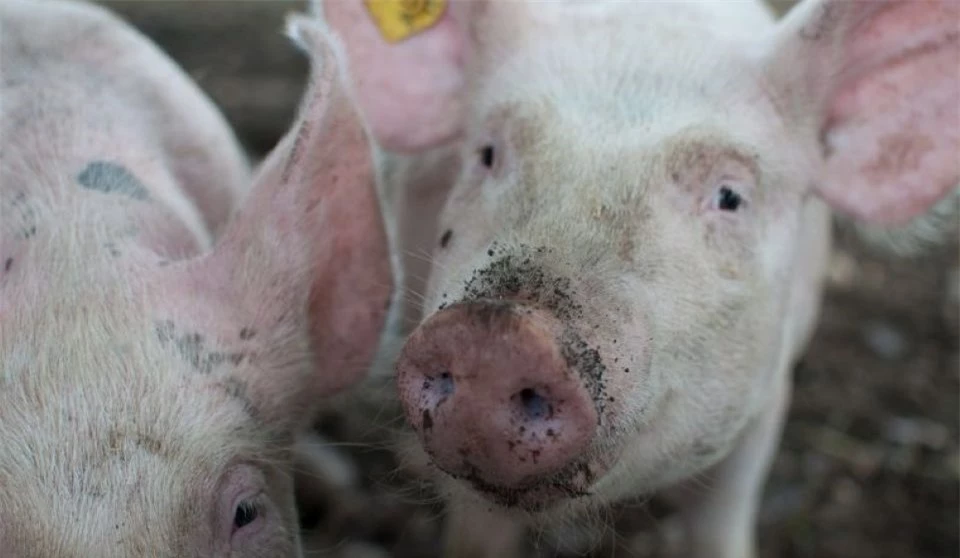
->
[284,12,347,64]
[284,11,338,53]
[284,13,318,53]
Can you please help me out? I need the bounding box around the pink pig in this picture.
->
[319,0,960,557]
[0,1,391,556]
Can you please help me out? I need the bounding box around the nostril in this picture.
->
[437,371,454,397]
[420,370,456,408]
[514,387,552,421]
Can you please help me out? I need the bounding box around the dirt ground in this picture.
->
[101,2,959,557]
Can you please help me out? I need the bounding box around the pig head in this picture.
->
[323,0,957,556]
[0,1,391,557]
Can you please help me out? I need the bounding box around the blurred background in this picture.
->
[95,2,959,557]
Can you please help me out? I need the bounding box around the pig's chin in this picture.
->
[439,454,611,514]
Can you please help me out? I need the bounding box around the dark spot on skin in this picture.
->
[9,193,39,240]
[239,327,256,340]
[154,320,250,375]
[4,258,11,272]
[157,260,170,267]
[107,427,169,461]
[440,229,453,248]
[103,242,121,257]
[421,409,433,431]
[155,320,176,344]
[487,249,495,257]
[798,3,837,41]
[223,377,258,418]
[693,440,717,459]
[137,435,164,455]
[77,161,149,200]
[224,377,247,397]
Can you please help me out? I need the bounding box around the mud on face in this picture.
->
[401,242,638,512]
[441,243,611,416]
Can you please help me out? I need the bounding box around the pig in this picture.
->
[0,1,392,557]
[316,0,960,556]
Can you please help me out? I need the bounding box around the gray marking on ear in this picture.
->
[10,192,39,239]
[154,320,251,375]
[103,242,121,257]
[77,161,150,201]
[223,376,259,419]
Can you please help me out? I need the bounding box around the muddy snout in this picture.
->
[396,300,599,504]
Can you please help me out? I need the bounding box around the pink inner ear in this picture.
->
[814,2,959,225]
[820,41,959,224]
[323,1,469,153]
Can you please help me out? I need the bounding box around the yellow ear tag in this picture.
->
[364,0,448,43]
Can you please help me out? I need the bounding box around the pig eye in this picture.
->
[233,500,259,531]
[715,185,744,212]
[479,145,495,169]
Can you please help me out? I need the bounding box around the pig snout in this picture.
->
[396,300,600,507]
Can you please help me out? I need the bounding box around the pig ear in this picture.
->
[313,0,473,153]
[181,17,392,409]
[764,0,959,225]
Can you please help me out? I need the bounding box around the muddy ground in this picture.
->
[100,2,959,557]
